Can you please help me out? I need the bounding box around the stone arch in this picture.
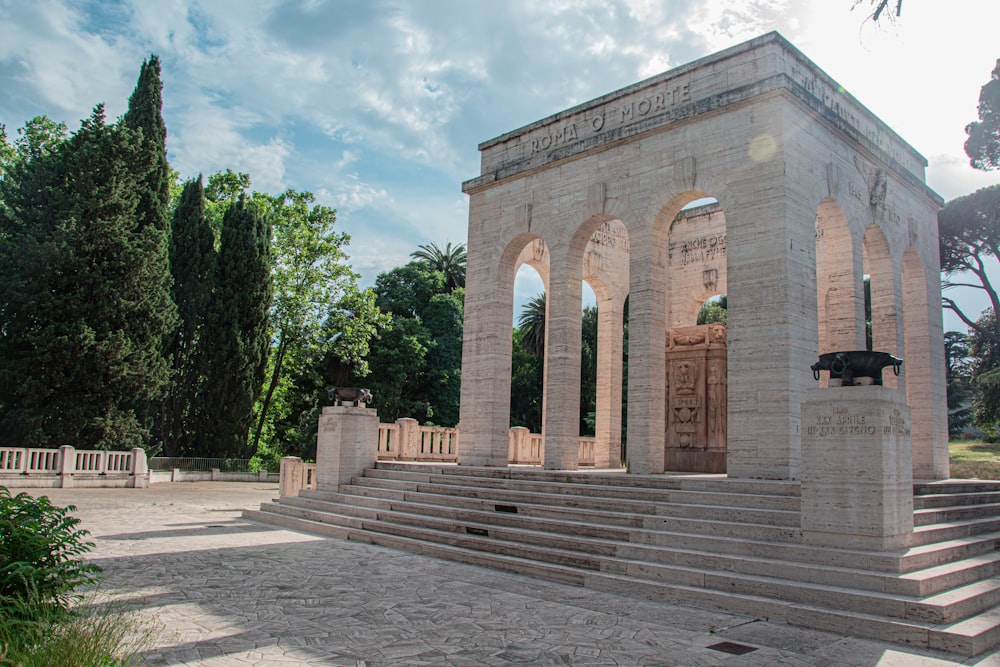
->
[903,246,949,479]
[541,213,623,469]
[628,187,728,474]
[863,224,899,389]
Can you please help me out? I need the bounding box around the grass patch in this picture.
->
[0,592,157,666]
[949,440,1000,480]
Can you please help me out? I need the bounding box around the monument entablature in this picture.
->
[463,32,934,199]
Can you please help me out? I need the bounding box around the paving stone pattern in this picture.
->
[22,483,1000,666]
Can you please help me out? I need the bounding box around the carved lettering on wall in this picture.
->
[528,81,691,154]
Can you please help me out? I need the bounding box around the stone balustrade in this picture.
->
[0,445,149,488]
[282,419,604,496]
[377,418,459,462]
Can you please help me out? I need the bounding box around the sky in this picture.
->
[1,0,998,331]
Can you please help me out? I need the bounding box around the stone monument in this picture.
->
[458,31,947,481]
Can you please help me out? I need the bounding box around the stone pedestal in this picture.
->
[315,405,378,491]
[801,386,913,551]
[279,456,305,497]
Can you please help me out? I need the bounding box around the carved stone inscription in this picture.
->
[665,324,727,472]
[805,406,911,438]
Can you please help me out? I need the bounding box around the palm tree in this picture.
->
[517,293,546,360]
[410,241,467,291]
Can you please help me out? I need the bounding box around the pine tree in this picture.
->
[0,106,172,449]
[201,195,272,457]
[159,177,215,455]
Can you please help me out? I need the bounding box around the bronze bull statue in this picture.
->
[328,387,373,406]
[810,351,901,386]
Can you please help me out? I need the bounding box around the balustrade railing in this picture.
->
[0,445,148,488]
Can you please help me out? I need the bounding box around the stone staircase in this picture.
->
[244,464,1000,658]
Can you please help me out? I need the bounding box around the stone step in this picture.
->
[911,516,1000,546]
[348,476,801,527]
[915,481,1000,496]
[914,502,1000,527]
[914,491,1000,510]
[301,482,1000,578]
[897,551,1000,597]
[930,606,1000,657]
[287,491,918,580]
[245,508,589,586]
[374,462,802,497]
[263,497,1000,628]
[363,467,801,511]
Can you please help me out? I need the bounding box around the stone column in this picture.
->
[626,227,668,474]
[724,174,817,480]
[801,385,913,551]
[457,205,512,467]
[594,295,624,468]
[315,405,379,491]
[542,257,582,470]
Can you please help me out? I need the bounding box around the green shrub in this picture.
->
[0,488,101,618]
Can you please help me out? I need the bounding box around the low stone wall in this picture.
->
[149,469,278,484]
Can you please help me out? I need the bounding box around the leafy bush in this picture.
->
[0,488,101,617]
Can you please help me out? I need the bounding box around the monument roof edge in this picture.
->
[476,31,788,153]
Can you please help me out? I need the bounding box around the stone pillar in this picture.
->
[627,227,668,474]
[801,386,913,551]
[542,257,582,470]
[280,457,305,496]
[131,447,149,488]
[396,418,420,459]
[457,202,513,467]
[594,295,624,468]
[58,445,75,488]
[315,405,379,491]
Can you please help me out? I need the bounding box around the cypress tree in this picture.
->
[201,195,272,457]
[159,176,215,455]
[0,106,171,449]
[123,55,178,445]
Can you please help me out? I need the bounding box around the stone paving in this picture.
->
[17,482,1000,666]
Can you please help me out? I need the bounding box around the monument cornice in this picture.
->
[463,31,937,205]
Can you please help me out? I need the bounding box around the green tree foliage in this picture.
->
[200,195,272,457]
[970,310,1000,438]
[0,106,174,449]
[158,176,216,456]
[421,289,465,427]
[410,241,467,290]
[965,59,1000,172]
[939,185,1000,344]
[375,261,446,318]
[362,259,462,425]
[249,190,365,456]
[945,331,976,438]
[509,294,604,437]
[696,295,728,325]
[510,327,543,432]
[517,293,547,359]
[267,287,387,461]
